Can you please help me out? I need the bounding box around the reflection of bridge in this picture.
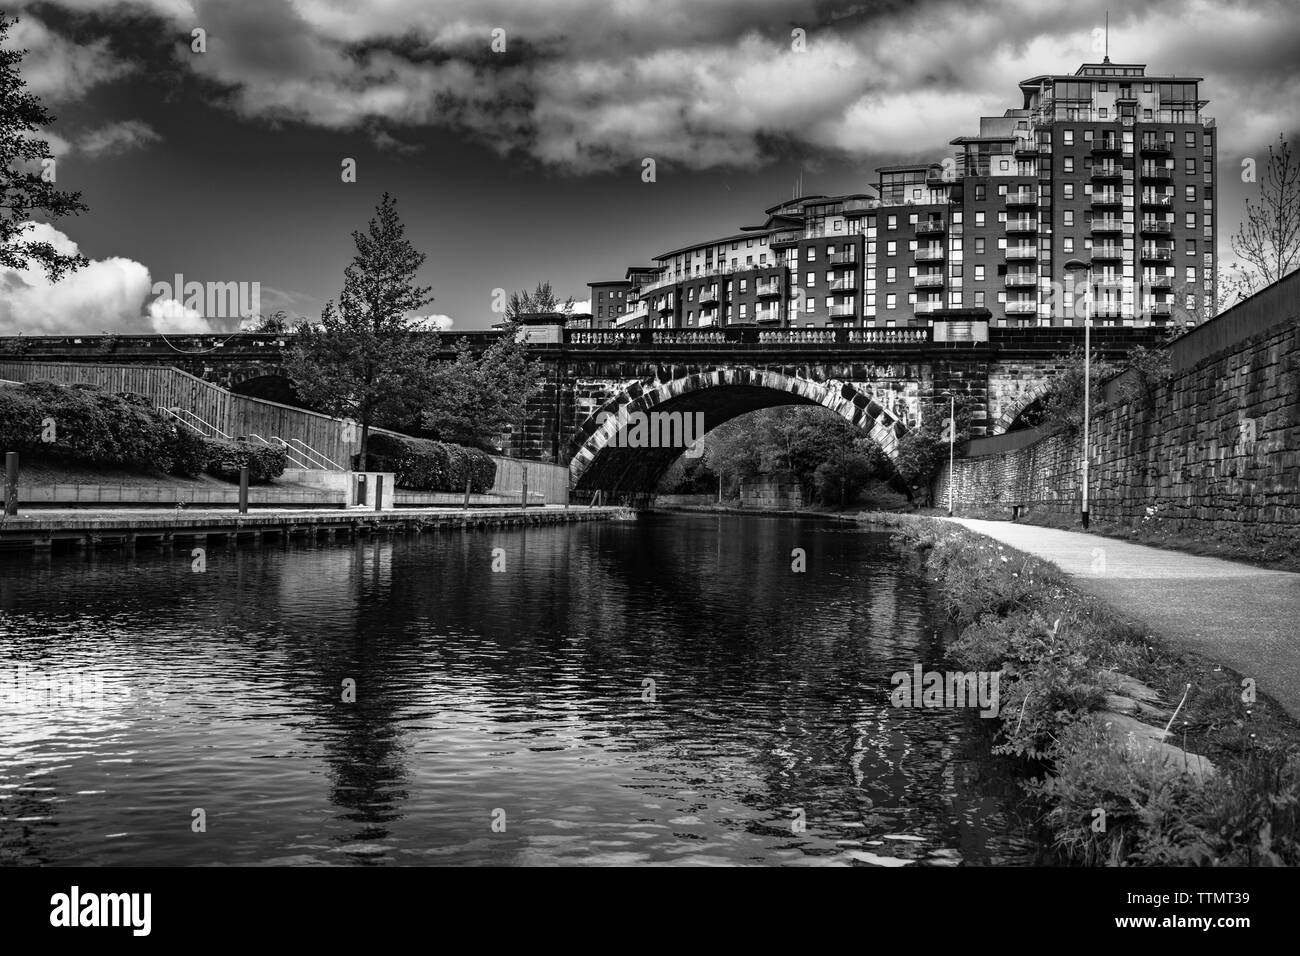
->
[0,317,1158,494]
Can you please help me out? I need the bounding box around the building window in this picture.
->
[886,267,896,282]
[805,272,815,287]
[1099,82,1108,91]
[747,239,753,247]
[974,185,986,200]
[1185,186,1196,201]
[975,211,985,226]
[746,256,753,265]
[1063,183,1074,198]
[1143,82,1152,93]
[1063,129,1074,145]
[974,265,985,280]
[1083,129,1093,141]
[999,160,1010,171]
[1186,213,1197,228]
[1064,210,1074,225]
[739,279,748,292]
[1099,107,1108,118]
[807,247,816,261]
[1186,267,1196,283]
[1187,239,1197,255]
[886,293,897,310]
[887,215,897,230]
[974,238,985,253]
[739,304,747,317]
[887,241,897,256]
[1064,237,1074,253]
[913,188,922,200]
[974,291,985,307]
[1064,157,1074,172]
[1143,109,1152,120]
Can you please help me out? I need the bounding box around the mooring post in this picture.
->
[521,465,528,510]
[375,475,385,512]
[238,465,249,515]
[463,474,471,511]
[4,451,17,517]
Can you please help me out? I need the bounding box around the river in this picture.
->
[0,512,1044,866]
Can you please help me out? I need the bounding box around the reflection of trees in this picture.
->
[0,516,1034,863]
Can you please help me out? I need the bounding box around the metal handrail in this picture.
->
[287,437,343,471]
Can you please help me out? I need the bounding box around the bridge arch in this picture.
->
[993,380,1054,434]
[567,368,911,493]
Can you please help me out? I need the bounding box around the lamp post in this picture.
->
[1063,258,1092,529]
[947,393,955,517]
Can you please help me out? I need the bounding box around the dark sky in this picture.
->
[3,0,1298,334]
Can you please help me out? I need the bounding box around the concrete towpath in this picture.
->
[942,518,1300,720]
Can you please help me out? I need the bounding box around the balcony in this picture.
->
[1005,300,1039,315]
[914,246,945,261]
[1090,191,1123,207]
[1142,246,1173,261]
[1091,217,1124,232]
[1091,162,1123,178]
[770,230,803,247]
[1141,192,1172,207]
[1140,139,1171,154]
[1014,143,1039,159]
[1005,217,1038,232]
[915,219,945,236]
[1006,245,1037,259]
[1141,219,1172,235]
[829,305,858,319]
[830,276,857,291]
[756,280,781,297]
[1147,274,1173,289]
[1091,139,1122,154]
[914,273,945,288]
[1004,272,1038,288]
[755,309,782,324]
[1150,301,1174,317]
[699,289,718,304]
[1006,189,1037,205]
[656,300,674,314]
[914,301,943,315]
[1091,244,1124,259]
[1142,167,1171,180]
[830,251,857,265]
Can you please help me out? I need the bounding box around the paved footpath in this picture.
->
[944,518,1300,719]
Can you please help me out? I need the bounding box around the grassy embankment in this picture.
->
[870,512,1300,866]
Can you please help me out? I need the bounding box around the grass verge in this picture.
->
[867,512,1300,866]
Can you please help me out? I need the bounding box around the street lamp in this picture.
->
[1063,257,1092,530]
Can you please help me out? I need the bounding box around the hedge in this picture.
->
[202,437,288,483]
[0,382,177,473]
[0,382,287,484]
[357,431,496,493]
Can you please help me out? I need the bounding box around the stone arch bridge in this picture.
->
[0,320,1156,494]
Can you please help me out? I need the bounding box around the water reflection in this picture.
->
[0,514,1043,865]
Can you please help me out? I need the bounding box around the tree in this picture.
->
[506,281,574,320]
[0,13,89,281]
[895,397,972,506]
[421,319,544,451]
[1231,133,1300,294]
[285,193,438,470]
[1019,346,1116,436]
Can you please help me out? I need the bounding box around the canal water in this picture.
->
[0,513,1043,866]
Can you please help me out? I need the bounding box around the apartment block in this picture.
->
[589,59,1215,330]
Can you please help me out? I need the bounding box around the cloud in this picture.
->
[0,222,224,335]
[76,120,162,157]
[569,298,591,313]
[413,313,454,330]
[3,13,131,101]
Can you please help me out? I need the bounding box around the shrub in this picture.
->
[357,431,495,493]
[168,426,210,478]
[202,437,287,483]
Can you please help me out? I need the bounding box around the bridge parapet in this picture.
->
[564,326,933,347]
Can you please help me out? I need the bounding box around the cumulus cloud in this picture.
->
[3,13,131,101]
[0,222,225,335]
[413,313,454,330]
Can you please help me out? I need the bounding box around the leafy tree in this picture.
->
[1231,134,1300,295]
[0,13,88,281]
[895,397,973,506]
[245,309,293,333]
[285,193,438,469]
[421,319,543,451]
[506,280,574,320]
[1018,346,1116,436]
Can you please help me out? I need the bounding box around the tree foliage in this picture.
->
[420,319,543,451]
[285,193,439,469]
[0,13,89,281]
[1019,346,1117,436]
[505,280,573,320]
[894,397,973,504]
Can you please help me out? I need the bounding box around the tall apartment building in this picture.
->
[590,59,1215,330]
